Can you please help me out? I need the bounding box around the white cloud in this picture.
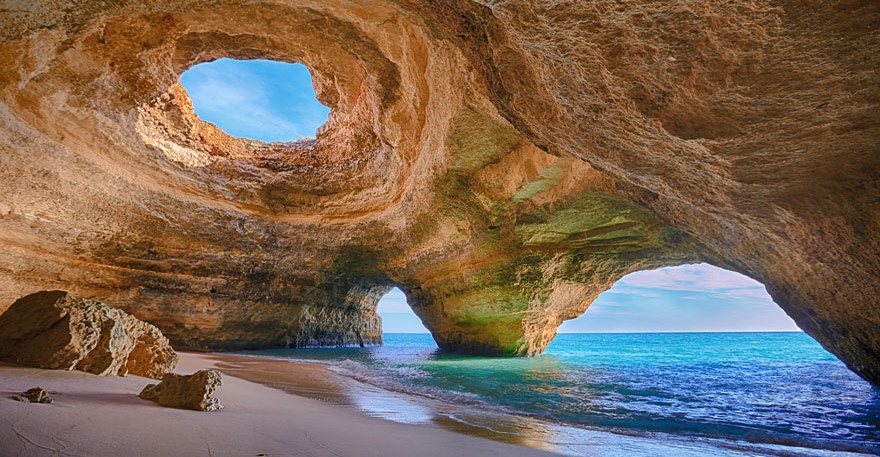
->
[617,263,765,293]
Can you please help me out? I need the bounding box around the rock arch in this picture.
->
[0,1,877,385]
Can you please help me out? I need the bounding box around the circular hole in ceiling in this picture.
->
[179,58,331,143]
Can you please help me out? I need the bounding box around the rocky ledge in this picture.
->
[0,291,177,379]
[0,2,877,385]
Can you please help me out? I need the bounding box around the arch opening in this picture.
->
[179,58,331,142]
[376,287,429,334]
[558,263,800,334]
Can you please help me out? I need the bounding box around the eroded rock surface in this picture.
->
[139,369,223,412]
[0,291,177,379]
[0,2,877,384]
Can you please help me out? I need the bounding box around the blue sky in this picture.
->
[377,264,800,333]
[180,58,330,142]
[181,60,800,335]
[556,263,799,333]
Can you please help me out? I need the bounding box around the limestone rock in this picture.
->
[139,369,223,412]
[18,387,52,404]
[0,2,877,385]
[0,291,177,379]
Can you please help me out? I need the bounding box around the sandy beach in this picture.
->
[0,352,561,457]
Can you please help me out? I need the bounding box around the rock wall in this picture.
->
[0,2,877,383]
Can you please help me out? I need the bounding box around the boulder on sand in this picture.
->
[139,369,223,412]
[18,387,52,404]
[0,291,177,379]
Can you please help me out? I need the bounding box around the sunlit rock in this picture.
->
[0,291,177,379]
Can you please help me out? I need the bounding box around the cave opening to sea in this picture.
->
[231,265,879,455]
[559,263,800,334]
[377,287,429,334]
[179,58,331,142]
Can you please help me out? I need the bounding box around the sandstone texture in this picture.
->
[139,369,223,412]
[0,291,177,378]
[0,2,877,384]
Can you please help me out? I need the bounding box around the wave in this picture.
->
[328,358,490,407]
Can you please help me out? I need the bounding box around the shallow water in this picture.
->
[237,332,880,456]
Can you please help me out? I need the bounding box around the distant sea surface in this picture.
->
[237,333,880,456]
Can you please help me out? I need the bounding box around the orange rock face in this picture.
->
[0,2,877,384]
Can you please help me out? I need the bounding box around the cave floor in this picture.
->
[0,353,559,457]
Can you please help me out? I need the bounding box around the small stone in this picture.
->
[19,387,52,404]
[139,369,223,412]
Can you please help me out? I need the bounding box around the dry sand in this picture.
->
[0,352,561,457]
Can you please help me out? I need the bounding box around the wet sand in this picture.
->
[205,353,560,451]
[0,352,561,457]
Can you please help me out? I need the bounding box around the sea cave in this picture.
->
[0,1,878,456]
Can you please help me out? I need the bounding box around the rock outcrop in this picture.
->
[0,2,877,384]
[0,291,177,379]
[139,369,223,412]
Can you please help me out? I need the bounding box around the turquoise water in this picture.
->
[240,333,880,455]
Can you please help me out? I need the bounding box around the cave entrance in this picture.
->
[558,263,800,333]
[179,58,331,142]
[376,288,429,334]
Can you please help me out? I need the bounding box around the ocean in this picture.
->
[236,332,880,456]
